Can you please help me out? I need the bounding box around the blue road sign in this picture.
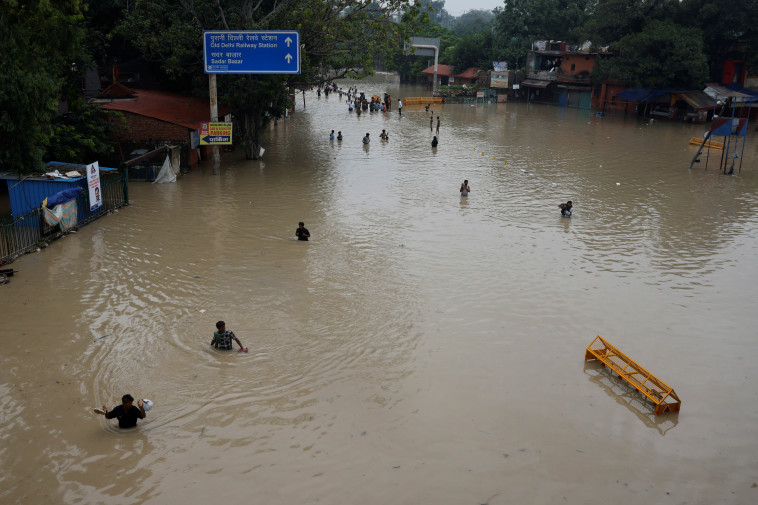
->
[202,135,231,144]
[203,30,300,74]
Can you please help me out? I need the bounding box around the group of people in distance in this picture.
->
[346,90,394,114]
[331,130,389,144]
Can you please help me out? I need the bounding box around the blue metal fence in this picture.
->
[1,170,127,263]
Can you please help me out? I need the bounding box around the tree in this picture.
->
[46,102,125,164]
[120,0,423,163]
[495,0,589,44]
[450,31,496,72]
[677,0,758,80]
[493,0,589,69]
[453,9,495,36]
[593,19,708,88]
[581,0,679,45]
[0,0,87,174]
[422,0,455,29]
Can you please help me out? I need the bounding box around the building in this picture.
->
[522,42,598,109]
[421,65,482,89]
[98,88,228,169]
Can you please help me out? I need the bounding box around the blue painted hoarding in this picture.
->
[203,30,300,74]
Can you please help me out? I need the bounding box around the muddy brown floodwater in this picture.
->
[2,77,758,504]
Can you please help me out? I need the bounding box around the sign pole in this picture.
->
[209,74,221,175]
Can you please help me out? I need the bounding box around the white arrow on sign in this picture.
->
[285,37,292,47]
[285,53,293,63]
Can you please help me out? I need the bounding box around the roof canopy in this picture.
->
[521,79,551,88]
[101,89,228,129]
[676,92,717,110]
[616,88,673,102]
[421,65,482,79]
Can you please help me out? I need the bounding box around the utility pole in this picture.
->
[209,74,221,175]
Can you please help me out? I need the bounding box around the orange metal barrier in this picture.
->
[403,97,442,105]
[585,336,681,415]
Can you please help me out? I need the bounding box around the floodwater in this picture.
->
[2,76,758,505]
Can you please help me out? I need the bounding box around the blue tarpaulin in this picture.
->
[46,187,82,208]
[616,88,673,102]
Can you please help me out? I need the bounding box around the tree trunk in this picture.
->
[242,110,270,160]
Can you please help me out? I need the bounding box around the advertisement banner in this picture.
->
[199,122,233,145]
[490,73,509,88]
[86,161,102,211]
[493,61,508,72]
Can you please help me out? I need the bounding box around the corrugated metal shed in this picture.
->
[0,162,117,219]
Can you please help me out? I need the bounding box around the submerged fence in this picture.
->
[1,170,127,264]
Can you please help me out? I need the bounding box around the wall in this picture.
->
[560,54,595,77]
[113,112,196,168]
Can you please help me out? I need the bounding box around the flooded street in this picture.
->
[3,77,758,504]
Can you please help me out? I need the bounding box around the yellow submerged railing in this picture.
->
[585,336,681,415]
[403,97,442,105]
[689,136,724,149]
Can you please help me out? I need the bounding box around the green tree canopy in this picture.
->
[593,19,708,88]
[0,0,87,174]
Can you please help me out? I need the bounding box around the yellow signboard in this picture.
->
[199,122,233,145]
[490,73,509,88]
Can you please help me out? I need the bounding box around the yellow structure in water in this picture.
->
[403,97,443,106]
[585,336,681,415]
[689,136,724,149]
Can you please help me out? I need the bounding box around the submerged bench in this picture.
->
[585,336,681,415]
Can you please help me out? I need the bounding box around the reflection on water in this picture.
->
[583,361,678,435]
[2,76,758,504]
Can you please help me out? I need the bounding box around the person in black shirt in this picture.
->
[211,320,246,351]
[431,136,438,148]
[98,394,145,428]
[296,221,310,241]
[559,200,573,217]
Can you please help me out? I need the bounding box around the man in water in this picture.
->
[380,129,389,140]
[337,131,343,141]
[362,133,370,144]
[98,394,145,429]
[559,200,573,217]
[211,320,246,351]
[431,136,438,148]
[330,130,334,140]
[296,221,311,241]
[460,180,470,196]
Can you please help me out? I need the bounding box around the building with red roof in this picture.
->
[421,65,482,88]
[100,88,229,168]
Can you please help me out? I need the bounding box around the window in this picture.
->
[571,64,575,71]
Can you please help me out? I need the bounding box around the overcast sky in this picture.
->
[441,0,504,16]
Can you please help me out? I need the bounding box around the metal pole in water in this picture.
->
[209,74,221,175]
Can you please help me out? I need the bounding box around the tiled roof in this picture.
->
[97,82,137,99]
[101,89,227,129]
[422,64,455,77]
[455,67,481,79]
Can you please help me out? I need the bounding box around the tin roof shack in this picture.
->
[523,43,598,109]
[99,89,229,171]
[1,162,120,219]
[614,88,718,122]
[0,163,124,263]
